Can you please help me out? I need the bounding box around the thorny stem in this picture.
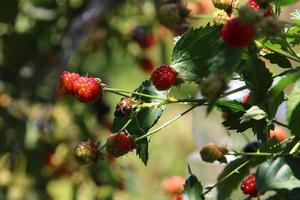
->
[202,160,250,196]
[135,104,201,142]
[103,87,166,100]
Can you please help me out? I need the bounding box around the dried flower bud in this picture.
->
[211,0,233,10]
[114,97,137,117]
[200,143,228,163]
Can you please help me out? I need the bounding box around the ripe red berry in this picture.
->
[73,77,101,103]
[132,27,156,49]
[269,125,286,142]
[247,0,272,16]
[241,173,258,197]
[60,71,80,94]
[151,65,177,91]
[164,176,185,194]
[106,133,135,158]
[138,57,155,73]
[176,195,183,200]
[220,18,256,47]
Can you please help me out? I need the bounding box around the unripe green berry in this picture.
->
[213,10,230,25]
[200,143,228,163]
[74,140,100,164]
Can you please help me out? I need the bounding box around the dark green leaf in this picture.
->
[208,44,244,76]
[266,69,300,118]
[216,100,246,112]
[241,50,273,103]
[182,174,204,200]
[287,80,300,137]
[171,24,221,81]
[263,53,292,68]
[111,80,166,165]
[217,158,251,200]
[256,157,300,192]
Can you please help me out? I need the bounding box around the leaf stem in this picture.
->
[203,160,250,195]
[103,87,167,100]
[255,41,299,62]
[134,104,200,142]
[220,85,248,98]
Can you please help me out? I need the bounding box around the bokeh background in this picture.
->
[0,0,299,199]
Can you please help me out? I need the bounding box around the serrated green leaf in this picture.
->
[216,100,246,112]
[267,69,300,118]
[171,24,221,81]
[273,0,299,6]
[111,80,166,165]
[217,158,251,200]
[263,53,292,68]
[256,157,300,192]
[241,50,273,103]
[287,26,300,47]
[208,44,244,76]
[217,101,254,132]
[182,174,204,200]
[287,80,300,137]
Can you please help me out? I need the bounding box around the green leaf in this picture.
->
[241,50,273,103]
[217,158,251,200]
[287,26,300,47]
[171,24,221,81]
[263,53,292,68]
[256,157,300,192]
[208,44,244,76]
[182,174,204,200]
[267,69,300,117]
[216,100,246,112]
[111,80,166,165]
[273,0,299,6]
[216,100,258,132]
[287,80,300,137]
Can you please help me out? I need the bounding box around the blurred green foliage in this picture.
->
[0,0,206,199]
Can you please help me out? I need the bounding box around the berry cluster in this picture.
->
[60,71,101,103]
[241,173,258,197]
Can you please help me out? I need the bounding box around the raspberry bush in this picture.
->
[1,0,300,199]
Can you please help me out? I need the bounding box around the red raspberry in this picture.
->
[220,18,256,47]
[241,173,258,197]
[241,93,251,104]
[176,195,183,200]
[132,27,156,49]
[138,57,155,73]
[73,77,100,103]
[269,125,286,142]
[106,133,135,158]
[247,0,272,16]
[164,176,185,194]
[151,65,177,90]
[60,71,80,94]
